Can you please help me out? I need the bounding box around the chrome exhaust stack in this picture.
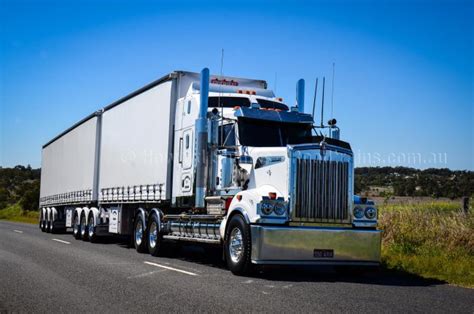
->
[296,78,305,113]
[195,68,210,208]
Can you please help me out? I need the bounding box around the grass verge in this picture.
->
[0,203,39,224]
[379,201,474,288]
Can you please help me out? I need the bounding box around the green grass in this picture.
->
[379,201,474,288]
[0,203,39,224]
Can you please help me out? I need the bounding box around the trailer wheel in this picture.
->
[80,214,89,241]
[41,217,46,232]
[88,215,98,243]
[73,213,81,240]
[50,221,57,234]
[134,213,147,253]
[46,219,52,233]
[147,213,163,256]
[224,214,253,275]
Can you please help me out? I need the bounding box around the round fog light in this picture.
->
[274,202,287,216]
[261,202,273,215]
[353,206,364,219]
[365,207,376,219]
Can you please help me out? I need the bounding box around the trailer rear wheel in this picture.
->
[147,213,163,256]
[134,213,147,253]
[50,221,57,234]
[46,219,52,233]
[225,214,253,276]
[80,214,89,241]
[40,218,46,232]
[88,215,98,243]
[73,213,81,240]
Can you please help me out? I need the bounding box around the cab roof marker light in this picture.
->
[268,192,277,200]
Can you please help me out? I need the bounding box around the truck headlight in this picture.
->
[273,202,287,216]
[365,207,377,219]
[261,202,273,215]
[353,206,364,219]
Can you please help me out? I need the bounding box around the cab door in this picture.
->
[180,127,193,194]
[172,97,195,198]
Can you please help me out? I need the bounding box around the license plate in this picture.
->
[313,249,334,258]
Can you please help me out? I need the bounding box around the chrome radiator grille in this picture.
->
[293,158,349,222]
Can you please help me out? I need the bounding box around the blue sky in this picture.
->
[1,0,473,170]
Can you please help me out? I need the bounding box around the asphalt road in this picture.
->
[1,220,472,313]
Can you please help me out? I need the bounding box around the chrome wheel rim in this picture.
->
[229,227,244,263]
[73,216,78,235]
[135,220,143,246]
[80,216,86,236]
[149,222,157,249]
[88,218,94,238]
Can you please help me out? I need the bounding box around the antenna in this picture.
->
[311,78,318,120]
[219,48,224,145]
[320,77,325,127]
[274,72,278,94]
[331,62,335,119]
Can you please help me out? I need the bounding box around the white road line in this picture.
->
[144,261,198,276]
[52,238,71,245]
[13,230,23,233]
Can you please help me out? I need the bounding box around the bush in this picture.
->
[379,202,474,287]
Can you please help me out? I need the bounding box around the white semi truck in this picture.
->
[39,68,381,275]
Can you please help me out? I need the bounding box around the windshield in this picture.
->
[237,117,312,147]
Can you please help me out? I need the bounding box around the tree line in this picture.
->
[0,165,40,211]
[355,167,474,198]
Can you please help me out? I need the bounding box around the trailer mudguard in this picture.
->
[150,208,162,232]
[89,207,100,225]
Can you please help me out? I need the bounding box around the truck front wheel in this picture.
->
[225,214,253,275]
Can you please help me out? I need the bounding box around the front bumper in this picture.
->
[250,225,382,265]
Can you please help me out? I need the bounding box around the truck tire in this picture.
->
[225,214,253,275]
[88,215,98,243]
[147,213,163,256]
[41,219,46,232]
[73,213,81,240]
[80,214,89,241]
[50,221,57,234]
[134,213,147,253]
